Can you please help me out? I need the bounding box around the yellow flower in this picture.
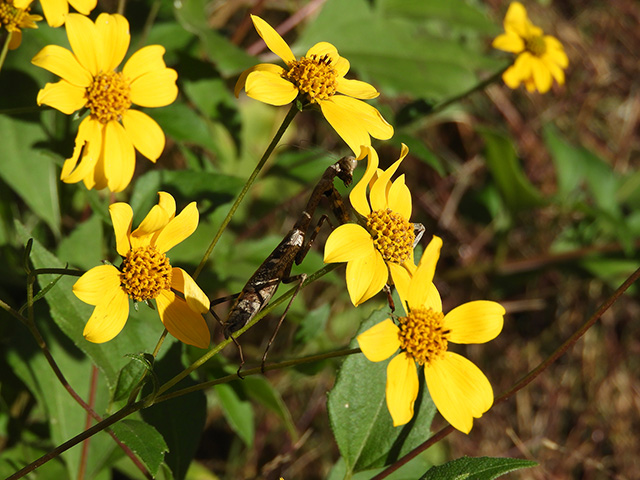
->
[1,0,42,50]
[234,15,393,157]
[32,13,178,192]
[37,0,96,28]
[324,145,416,306]
[73,192,211,348]
[492,1,568,94]
[357,236,505,432]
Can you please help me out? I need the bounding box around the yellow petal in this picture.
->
[123,45,168,83]
[386,352,419,426]
[73,264,121,305]
[424,352,493,433]
[131,191,175,242]
[503,1,530,39]
[95,13,129,72]
[445,301,505,344]
[336,78,379,99]
[109,202,133,256]
[130,68,178,108]
[349,146,379,216]
[156,290,210,348]
[32,45,92,87]
[83,288,130,343]
[245,70,298,106]
[122,109,165,161]
[346,250,388,306]
[36,80,86,114]
[387,175,412,220]
[60,117,101,184]
[40,0,67,27]
[250,15,295,65]
[502,65,523,89]
[306,42,347,75]
[357,318,401,362]
[171,267,210,312]
[65,13,99,76]
[102,120,136,192]
[545,59,565,86]
[388,262,412,312]
[68,0,96,15]
[531,58,552,93]
[370,156,404,212]
[491,32,524,54]
[154,202,199,253]
[407,236,443,309]
[324,224,373,263]
[234,63,285,97]
[319,95,393,157]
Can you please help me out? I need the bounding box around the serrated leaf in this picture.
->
[215,383,255,447]
[481,129,546,212]
[328,309,437,475]
[110,419,169,477]
[419,456,537,480]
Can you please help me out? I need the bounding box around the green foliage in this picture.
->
[419,456,538,479]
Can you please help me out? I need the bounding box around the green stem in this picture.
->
[0,31,12,75]
[192,103,299,280]
[370,265,640,480]
[156,263,338,396]
[156,347,361,403]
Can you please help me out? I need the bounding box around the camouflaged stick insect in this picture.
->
[212,156,357,373]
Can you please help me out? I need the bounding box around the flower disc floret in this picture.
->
[366,208,415,264]
[86,71,132,124]
[524,35,547,56]
[0,0,41,50]
[120,246,172,302]
[398,307,449,365]
[284,54,338,102]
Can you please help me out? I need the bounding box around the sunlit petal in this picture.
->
[370,156,404,212]
[386,353,419,426]
[445,301,505,344]
[531,57,552,93]
[424,352,493,433]
[357,318,400,362]
[250,15,295,65]
[82,289,129,343]
[122,109,165,161]
[387,176,412,219]
[68,0,96,15]
[234,63,284,97]
[491,32,524,53]
[171,267,210,313]
[103,120,135,193]
[73,264,121,305]
[130,68,178,108]
[388,262,412,313]
[36,80,86,114]
[245,70,298,106]
[336,77,379,99]
[346,250,388,306]
[109,202,133,256]
[95,13,129,71]
[65,13,99,76]
[31,45,92,87]
[60,117,100,183]
[407,236,443,308]
[324,224,373,263]
[154,202,198,253]
[123,45,168,82]
[156,290,210,349]
[40,0,68,27]
[349,146,379,216]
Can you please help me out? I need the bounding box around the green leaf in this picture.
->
[173,0,255,75]
[56,213,104,270]
[215,383,255,447]
[244,376,297,440]
[420,456,538,479]
[0,115,61,237]
[150,103,219,153]
[328,309,437,475]
[112,353,156,404]
[110,419,169,477]
[395,134,446,176]
[480,129,546,212]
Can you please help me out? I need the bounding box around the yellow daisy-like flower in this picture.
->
[32,13,178,193]
[73,192,211,348]
[492,1,568,94]
[357,236,505,432]
[324,144,416,306]
[234,15,393,157]
[1,0,42,50]
[38,0,96,28]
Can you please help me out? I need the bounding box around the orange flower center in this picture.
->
[0,0,37,31]
[284,54,338,103]
[525,34,547,56]
[398,307,449,365]
[86,71,132,124]
[120,246,172,302]
[366,209,415,264]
